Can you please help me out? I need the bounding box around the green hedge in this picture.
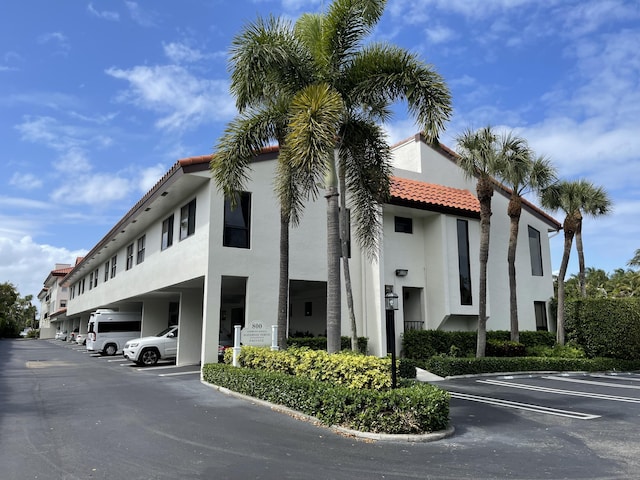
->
[566,298,640,360]
[402,330,555,359]
[420,356,640,377]
[227,346,392,390]
[202,363,450,434]
[287,336,368,353]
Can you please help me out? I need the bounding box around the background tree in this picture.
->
[0,282,36,338]
[574,184,611,297]
[541,179,611,344]
[455,126,502,357]
[628,249,640,269]
[495,134,556,342]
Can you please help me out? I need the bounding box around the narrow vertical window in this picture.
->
[104,261,110,282]
[93,269,98,288]
[126,243,134,270]
[457,219,472,305]
[110,255,117,279]
[89,272,94,290]
[162,215,174,250]
[534,301,548,331]
[180,199,196,240]
[223,192,251,248]
[137,235,146,264]
[528,226,543,276]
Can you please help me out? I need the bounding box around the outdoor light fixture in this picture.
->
[395,269,408,277]
[385,292,399,311]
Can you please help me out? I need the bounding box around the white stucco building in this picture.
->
[38,263,74,339]
[57,134,560,366]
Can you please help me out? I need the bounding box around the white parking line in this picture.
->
[450,392,600,419]
[590,374,640,382]
[543,376,640,390]
[478,379,640,404]
[158,371,200,377]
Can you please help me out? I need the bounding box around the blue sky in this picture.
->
[1,0,639,303]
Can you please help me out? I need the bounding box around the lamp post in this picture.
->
[385,292,398,389]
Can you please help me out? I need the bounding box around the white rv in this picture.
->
[86,309,142,356]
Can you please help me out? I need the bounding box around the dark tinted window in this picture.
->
[457,219,472,305]
[394,216,413,233]
[224,192,251,248]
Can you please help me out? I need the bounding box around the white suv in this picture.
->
[123,326,178,366]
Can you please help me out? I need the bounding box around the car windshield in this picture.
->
[156,326,177,337]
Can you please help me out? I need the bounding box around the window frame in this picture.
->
[161,214,174,250]
[456,219,473,305]
[528,225,544,276]
[180,198,196,240]
[394,216,413,234]
[126,243,134,271]
[223,192,251,249]
[137,235,146,264]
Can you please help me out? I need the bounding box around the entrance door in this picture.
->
[402,287,424,331]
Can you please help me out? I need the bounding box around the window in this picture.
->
[534,301,548,331]
[60,300,67,308]
[81,278,85,294]
[528,226,543,276]
[137,235,146,264]
[126,243,134,270]
[110,255,117,279]
[223,193,251,248]
[104,261,110,282]
[89,272,94,290]
[161,215,174,250]
[180,199,196,240]
[394,216,413,234]
[93,269,98,288]
[457,219,473,305]
[71,284,75,299]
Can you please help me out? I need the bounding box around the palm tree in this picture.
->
[541,179,611,344]
[455,126,503,358]
[628,249,640,269]
[211,16,318,350]
[216,0,451,353]
[574,185,611,298]
[495,134,556,342]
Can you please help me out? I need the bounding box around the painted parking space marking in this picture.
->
[478,379,640,404]
[590,374,640,383]
[542,376,640,390]
[449,391,600,419]
[158,371,200,377]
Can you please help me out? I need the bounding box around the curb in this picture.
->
[202,380,455,443]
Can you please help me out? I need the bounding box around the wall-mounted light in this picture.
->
[395,269,408,277]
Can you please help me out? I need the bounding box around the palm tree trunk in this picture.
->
[339,170,358,352]
[556,229,574,345]
[277,211,289,350]
[476,178,493,358]
[507,196,521,342]
[326,151,342,354]
[575,215,587,298]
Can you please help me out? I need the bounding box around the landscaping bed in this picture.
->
[202,346,450,435]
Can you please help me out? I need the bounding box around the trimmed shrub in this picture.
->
[202,363,450,434]
[486,340,526,357]
[287,336,368,353]
[403,330,555,359]
[229,346,392,390]
[420,356,640,377]
[566,298,640,360]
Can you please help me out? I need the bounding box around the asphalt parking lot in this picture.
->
[3,338,640,479]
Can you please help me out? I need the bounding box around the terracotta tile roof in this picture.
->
[390,177,480,216]
[52,267,73,276]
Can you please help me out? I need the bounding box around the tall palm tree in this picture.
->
[575,185,612,298]
[455,126,503,358]
[211,16,317,350]
[216,0,451,353]
[628,249,640,269]
[495,134,556,342]
[541,179,611,344]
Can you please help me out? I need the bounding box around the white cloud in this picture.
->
[9,173,43,191]
[36,32,71,55]
[106,65,235,131]
[51,173,132,206]
[87,3,120,21]
[125,1,158,27]
[163,42,205,64]
[425,25,456,44]
[139,163,169,193]
[0,235,86,300]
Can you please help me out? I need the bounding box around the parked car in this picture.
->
[69,327,79,343]
[55,330,67,341]
[123,326,178,366]
[19,328,33,337]
[75,333,86,346]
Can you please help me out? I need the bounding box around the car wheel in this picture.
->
[140,348,159,366]
[104,344,117,356]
